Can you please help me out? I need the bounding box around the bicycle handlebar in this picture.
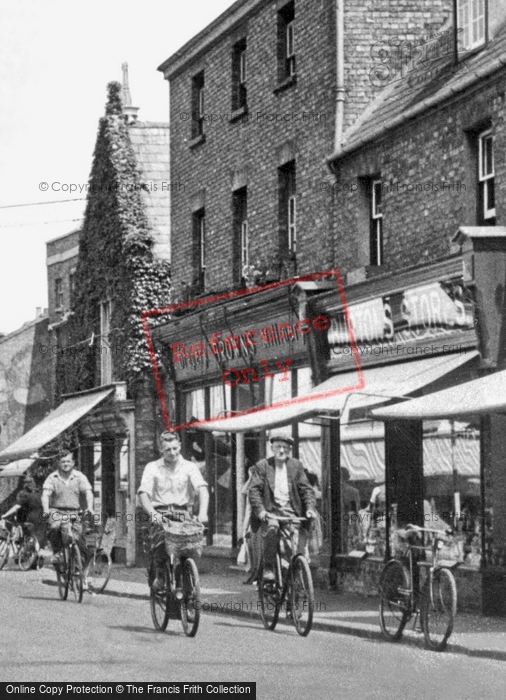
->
[405,524,452,536]
[267,515,309,523]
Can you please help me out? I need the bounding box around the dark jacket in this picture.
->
[248,457,316,533]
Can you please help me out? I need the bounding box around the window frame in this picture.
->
[193,208,206,292]
[55,277,64,309]
[191,71,205,139]
[457,0,486,53]
[100,299,112,386]
[278,160,297,258]
[277,1,296,84]
[478,128,495,223]
[370,179,383,267]
[232,38,248,112]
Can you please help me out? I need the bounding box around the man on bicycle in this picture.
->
[41,451,94,569]
[138,431,209,591]
[248,430,317,581]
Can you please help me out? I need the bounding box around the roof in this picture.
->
[330,20,506,161]
[157,0,268,78]
[128,121,170,260]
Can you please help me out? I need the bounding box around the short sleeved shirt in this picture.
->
[137,457,207,508]
[42,470,93,510]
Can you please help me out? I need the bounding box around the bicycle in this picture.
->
[258,515,315,637]
[84,518,115,594]
[54,513,86,603]
[144,515,204,637]
[379,524,457,651]
[0,518,40,571]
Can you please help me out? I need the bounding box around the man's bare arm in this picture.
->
[197,486,209,524]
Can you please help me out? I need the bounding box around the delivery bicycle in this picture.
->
[144,515,204,637]
[258,515,315,637]
[0,517,40,571]
[379,524,457,651]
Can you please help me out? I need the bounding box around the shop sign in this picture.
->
[328,280,475,363]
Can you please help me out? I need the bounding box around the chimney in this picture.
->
[36,307,42,318]
[121,62,140,125]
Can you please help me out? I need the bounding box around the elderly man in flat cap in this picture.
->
[248,430,317,581]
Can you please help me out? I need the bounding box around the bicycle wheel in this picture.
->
[258,557,282,631]
[420,567,457,651]
[57,547,69,601]
[87,550,112,594]
[69,545,84,603]
[18,536,40,571]
[150,563,171,631]
[0,539,9,569]
[379,560,410,641]
[181,558,201,637]
[290,555,314,637]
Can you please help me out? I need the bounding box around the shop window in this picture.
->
[233,187,248,286]
[191,71,205,139]
[370,178,383,266]
[55,277,64,309]
[279,161,296,258]
[232,38,247,112]
[100,300,112,385]
[478,129,495,225]
[192,208,206,294]
[277,2,295,83]
[457,0,486,53]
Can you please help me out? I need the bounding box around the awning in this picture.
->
[194,351,479,433]
[0,459,35,478]
[0,387,114,463]
[372,368,506,421]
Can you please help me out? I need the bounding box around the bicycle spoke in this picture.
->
[57,548,69,601]
[150,563,171,631]
[0,538,9,569]
[379,560,410,641]
[421,568,457,651]
[290,556,314,637]
[258,559,282,631]
[70,546,84,603]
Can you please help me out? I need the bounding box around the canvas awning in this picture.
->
[372,368,506,421]
[0,387,114,463]
[0,459,35,478]
[193,351,479,433]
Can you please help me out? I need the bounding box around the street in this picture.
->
[1,567,505,699]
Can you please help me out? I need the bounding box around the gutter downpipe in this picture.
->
[333,0,346,163]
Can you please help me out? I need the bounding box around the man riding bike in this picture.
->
[138,431,209,591]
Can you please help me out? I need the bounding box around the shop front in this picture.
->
[152,284,324,550]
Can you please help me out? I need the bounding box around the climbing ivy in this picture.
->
[58,82,171,398]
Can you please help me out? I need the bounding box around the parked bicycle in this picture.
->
[258,515,315,637]
[144,515,204,637]
[0,517,40,571]
[84,518,116,594]
[379,524,457,651]
[55,513,86,603]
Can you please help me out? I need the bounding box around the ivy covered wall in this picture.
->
[57,83,171,399]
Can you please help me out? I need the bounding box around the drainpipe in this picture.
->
[334,0,346,158]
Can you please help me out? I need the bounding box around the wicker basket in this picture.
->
[163,519,204,557]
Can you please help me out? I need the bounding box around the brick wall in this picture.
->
[332,73,506,275]
[46,230,80,325]
[167,0,337,297]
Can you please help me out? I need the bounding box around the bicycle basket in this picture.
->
[163,519,204,557]
[61,519,82,546]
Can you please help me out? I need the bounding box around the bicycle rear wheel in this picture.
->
[0,539,9,569]
[181,558,201,637]
[379,560,410,641]
[258,557,282,631]
[150,563,171,631]
[290,555,314,637]
[420,567,457,651]
[18,536,40,571]
[57,548,69,601]
[87,550,112,594]
[69,545,84,603]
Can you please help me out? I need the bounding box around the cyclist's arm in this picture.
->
[196,485,209,525]
[1,504,21,520]
[41,489,51,516]
[84,488,94,515]
[138,491,158,519]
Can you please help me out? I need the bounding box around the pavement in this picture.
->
[39,554,506,661]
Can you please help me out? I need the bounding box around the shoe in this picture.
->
[262,566,275,582]
[51,553,63,567]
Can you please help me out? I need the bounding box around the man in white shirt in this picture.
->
[138,431,209,590]
[249,431,317,581]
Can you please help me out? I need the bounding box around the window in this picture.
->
[100,300,112,385]
[478,129,495,224]
[69,270,76,304]
[232,39,247,111]
[193,209,206,293]
[277,2,295,82]
[191,72,205,138]
[457,0,486,52]
[55,278,64,309]
[233,188,248,285]
[279,161,296,257]
[370,179,383,266]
